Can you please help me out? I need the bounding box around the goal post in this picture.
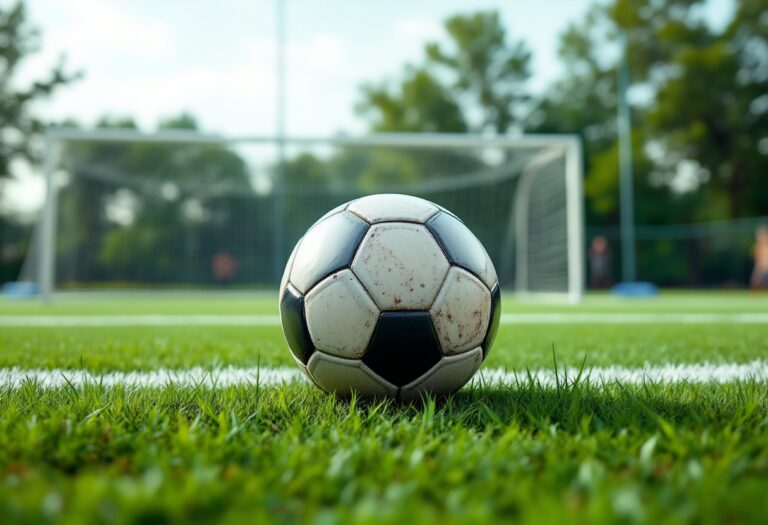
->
[29,128,584,301]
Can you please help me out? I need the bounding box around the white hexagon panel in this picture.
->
[351,222,450,310]
[304,269,380,359]
[430,267,492,355]
[399,347,483,401]
[348,194,439,224]
[307,352,398,397]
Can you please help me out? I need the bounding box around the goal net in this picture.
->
[21,130,584,301]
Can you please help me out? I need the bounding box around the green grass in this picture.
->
[0,292,767,524]
[1,323,766,372]
[1,289,766,315]
[1,380,766,524]
[0,292,280,316]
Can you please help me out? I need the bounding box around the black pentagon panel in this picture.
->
[481,284,501,360]
[290,210,369,293]
[279,284,315,364]
[363,311,443,387]
[427,211,489,283]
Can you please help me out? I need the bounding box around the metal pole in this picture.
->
[566,139,585,303]
[617,32,637,282]
[39,131,57,302]
[273,0,287,283]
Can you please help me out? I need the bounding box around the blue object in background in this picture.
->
[2,281,40,298]
[612,281,659,297]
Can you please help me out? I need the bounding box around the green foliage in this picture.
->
[534,0,768,226]
[426,11,531,133]
[357,68,467,133]
[645,0,768,218]
[526,0,768,284]
[0,1,78,179]
[54,115,256,285]
[357,10,530,134]
[530,6,617,151]
[0,2,78,284]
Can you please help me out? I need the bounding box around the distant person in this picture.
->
[751,226,768,290]
[589,236,612,288]
[212,252,238,286]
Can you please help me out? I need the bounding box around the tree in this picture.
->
[357,10,531,135]
[534,0,768,222]
[352,9,531,239]
[52,114,259,286]
[0,2,78,284]
[644,0,768,218]
[357,67,467,133]
[426,11,531,133]
[0,1,79,180]
[532,0,768,284]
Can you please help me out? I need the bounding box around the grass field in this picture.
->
[0,291,766,524]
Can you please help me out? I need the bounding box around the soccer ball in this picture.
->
[279,194,501,400]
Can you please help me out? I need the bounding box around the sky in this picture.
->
[4,0,733,215]
[15,0,595,136]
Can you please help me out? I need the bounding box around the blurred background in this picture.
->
[0,0,766,292]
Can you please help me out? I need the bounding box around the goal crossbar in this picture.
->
[37,129,585,302]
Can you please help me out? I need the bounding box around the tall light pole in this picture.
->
[617,31,637,282]
[273,0,287,282]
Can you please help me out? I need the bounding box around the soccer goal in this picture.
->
[21,129,584,301]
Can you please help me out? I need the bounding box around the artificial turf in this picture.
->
[1,289,767,316]
[0,292,766,524]
[1,323,767,372]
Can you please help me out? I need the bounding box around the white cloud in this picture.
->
[393,18,442,43]
[300,34,347,72]
[15,0,585,140]
[45,0,174,61]
[16,0,176,94]
[34,56,278,133]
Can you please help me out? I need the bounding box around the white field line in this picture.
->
[1,312,767,327]
[1,361,766,390]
